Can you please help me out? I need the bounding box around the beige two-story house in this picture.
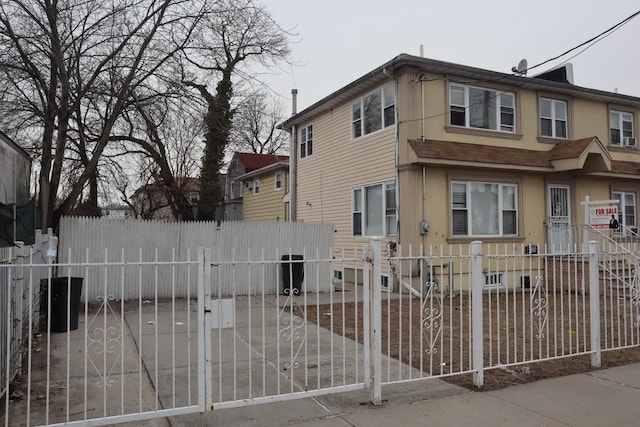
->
[281,54,640,285]
[229,152,290,221]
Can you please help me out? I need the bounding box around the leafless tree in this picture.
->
[182,0,292,220]
[230,91,288,155]
[0,0,200,229]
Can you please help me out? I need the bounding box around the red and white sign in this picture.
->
[590,206,618,229]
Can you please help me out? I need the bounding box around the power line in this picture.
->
[524,9,640,75]
[401,9,640,126]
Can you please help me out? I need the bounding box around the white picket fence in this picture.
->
[58,217,334,301]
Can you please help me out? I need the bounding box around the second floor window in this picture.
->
[275,172,282,190]
[449,84,515,132]
[301,124,313,158]
[540,98,567,139]
[254,178,260,195]
[452,181,518,237]
[189,192,200,205]
[610,110,635,146]
[352,84,396,139]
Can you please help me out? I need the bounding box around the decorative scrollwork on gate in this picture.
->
[530,276,548,339]
[86,294,122,388]
[630,269,640,328]
[279,295,306,369]
[421,295,442,355]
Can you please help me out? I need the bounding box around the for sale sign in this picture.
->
[590,206,618,229]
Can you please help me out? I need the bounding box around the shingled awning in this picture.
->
[408,136,623,175]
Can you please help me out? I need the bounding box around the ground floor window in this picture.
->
[451,180,518,236]
[353,181,397,237]
[613,190,637,236]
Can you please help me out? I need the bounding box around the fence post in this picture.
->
[362,244,370,389]
[14,242,25,373]
[367,239,382,405]
[588,240,601,368]
[198,247,213,411]
[470,240,484,387]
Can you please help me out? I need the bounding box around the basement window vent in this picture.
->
[381,274,393,292]
[484,271,505,289]
[332,268,343,281]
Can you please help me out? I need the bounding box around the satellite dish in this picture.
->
[511,59,528,76]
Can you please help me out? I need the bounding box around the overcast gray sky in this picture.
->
[262,0,640,113]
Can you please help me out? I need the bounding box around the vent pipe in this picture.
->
[291,88,298,115]
[289,89,298,221]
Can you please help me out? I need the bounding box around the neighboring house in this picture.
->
[132,177,201,221]
[225,152,290,220]
[0,131,31,206]
[280,54,640,275]
[0,131,34,246]
[238,158,289,221]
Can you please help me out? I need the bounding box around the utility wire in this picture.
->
[523,9,640,75]
[401,9,640,125]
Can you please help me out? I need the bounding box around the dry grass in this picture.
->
[294,290,640,391]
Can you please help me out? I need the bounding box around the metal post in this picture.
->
[369,239,382,405]
[583,195,590,253]
[470,241,484,387]
[588,240,601,368]
[198,247,213,411]
[362,245,370,389]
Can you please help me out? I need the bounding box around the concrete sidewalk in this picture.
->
[171,362,640,427]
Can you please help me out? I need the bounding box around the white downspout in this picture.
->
[289,89,298,221]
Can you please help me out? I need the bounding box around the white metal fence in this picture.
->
[1,230,57,402]
[3,234,640,426]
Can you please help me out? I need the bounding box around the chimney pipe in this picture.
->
[291,89,298,115]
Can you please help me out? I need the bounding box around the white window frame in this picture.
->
[540,97,568,139]
[610,110,635,146]
[254,178,260,195]
[352,181,397,237]
[613,190,637,237]
[352,84,396,139]
[274,172,282,191]
[483,271,506,289]
[451,180,518,237]
[449,83,516,133]
[188,191,200,205]
[300,124,313,158]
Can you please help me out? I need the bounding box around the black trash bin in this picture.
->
[49,277,83,332]
[281,255,304,295]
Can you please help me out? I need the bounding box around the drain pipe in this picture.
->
[289,89,298,221]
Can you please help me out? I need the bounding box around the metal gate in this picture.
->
[2,248,205,426]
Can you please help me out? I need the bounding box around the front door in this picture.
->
[547,184,572,253]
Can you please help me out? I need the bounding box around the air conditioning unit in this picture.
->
[623,136,637,147]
